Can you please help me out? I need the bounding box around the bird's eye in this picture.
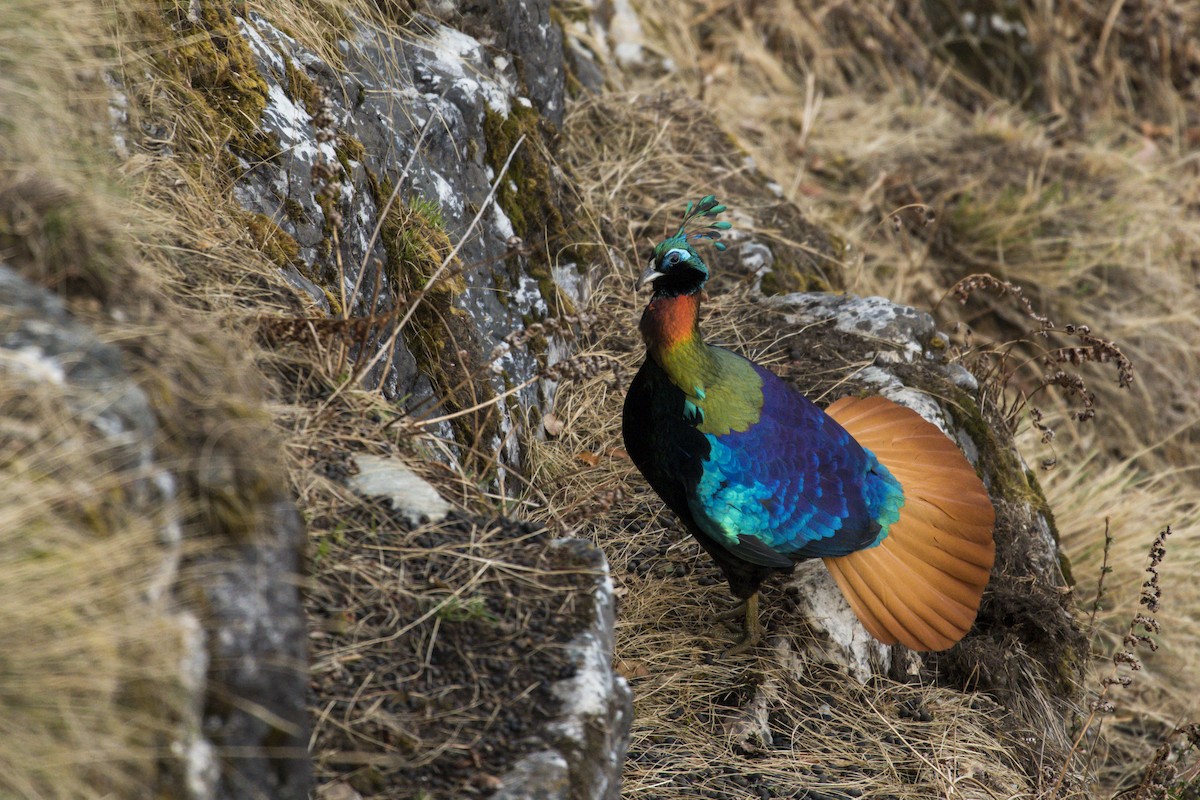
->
[663,248,687,268]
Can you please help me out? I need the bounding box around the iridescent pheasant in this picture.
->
[622,196,995,655]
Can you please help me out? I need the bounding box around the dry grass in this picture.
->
[0,0,328,795]
[0,2,188,796]
[0,377,190,799]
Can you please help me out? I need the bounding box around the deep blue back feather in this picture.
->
[687,362,905,560]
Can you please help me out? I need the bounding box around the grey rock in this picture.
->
[769,292,937,362]
[943,360,980,392]
[280,263,330,313]
[224,11,631,800]
[492,751,570,800]
[565,36,605,92]
[543,538,632,800]
[459,0,567,125]
[348,454,452,525]
[785,561,892,682]
[235,11,565,468]
[193,499,311,800]
[0,265,156,447]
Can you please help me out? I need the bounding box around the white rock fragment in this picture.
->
[786,561,893,683]
[348,455,451,526]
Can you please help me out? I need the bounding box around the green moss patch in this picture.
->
[482,104,574,315]
[242,211,303,270]
[133,1,276,176]
[377,186,501,471]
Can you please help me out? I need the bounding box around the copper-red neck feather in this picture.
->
[639,292,701,357]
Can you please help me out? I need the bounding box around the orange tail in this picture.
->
[823,396,995,651]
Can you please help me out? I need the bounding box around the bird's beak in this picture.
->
[637,261,663,289]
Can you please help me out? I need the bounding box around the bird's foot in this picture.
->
[721,593,761,658]
[714,600,748,622]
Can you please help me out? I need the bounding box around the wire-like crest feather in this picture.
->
[676,194,732,251]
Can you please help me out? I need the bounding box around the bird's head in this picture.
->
[638,195,732,297]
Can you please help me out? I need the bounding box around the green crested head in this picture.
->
[638,195,733,296]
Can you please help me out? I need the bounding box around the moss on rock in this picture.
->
[335,134,366,174]
[376,183,501,472]
[242,211,303,270]
[284,55,323,116]
[134,1,276,176]
[482,104,574,315]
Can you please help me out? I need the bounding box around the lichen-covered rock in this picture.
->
[1,261,312,799]
[491,751,571,800]
[486,538,633,800]
[545,538,632,800]
[456,0,567,124]
[189,498,312,800]
[234,6,575,473]
[481,537,632,800]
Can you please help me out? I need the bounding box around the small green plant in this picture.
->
[435,595,498,624]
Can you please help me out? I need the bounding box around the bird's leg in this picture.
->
[722,592,762,657]
[714,599,748,622]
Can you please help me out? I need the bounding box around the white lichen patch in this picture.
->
[771,293,933,363]
[263,83,333,166]
[551,262,588,307]
[492,202,515,240]
[428,171,463,216]
[238,15,285,76]
[857,365,954,437]
[423,26,513,115]
[549,557,622,738]
[238,16,337,170]
[512,274,549,317]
